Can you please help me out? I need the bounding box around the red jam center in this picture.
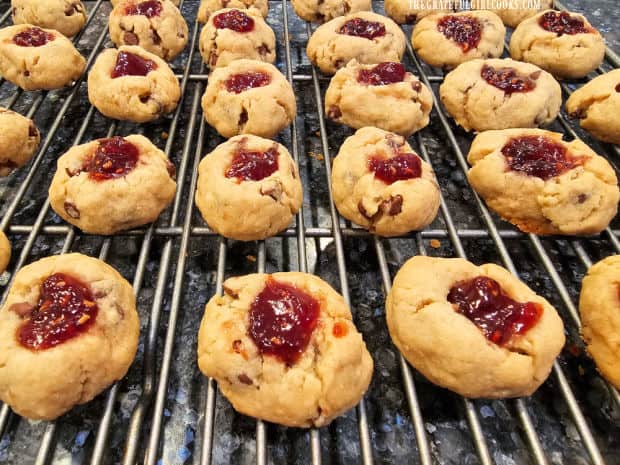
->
[17,273,98,350]
[125,0,162,17]
[501,135,582,180]
[248,278,320,365]
[615,83,620,92]
[357,62,406,86]
[481,64,537,94]
[447,276,542,345]
[111,51,158,78]
[84,136,140,181]
[539,11,590,35]
[212,10,255,32]
[437,15,482,52]
[338,18,386,40]
[12,27,54,47]
[226,147,278,181]
[224,71,271,94]
[369,153,422,184]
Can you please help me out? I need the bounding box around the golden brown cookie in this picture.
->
[0,107,40,176]
[384,0,457,24]
[472,0,553,28]
[11,0,87,38]
[0,232,11,275]
[386,255,565,398]
[197,0,268,23]
[197,272,373,427]
[291,0,371,23]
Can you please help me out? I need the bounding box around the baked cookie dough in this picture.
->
[0,107,40,176]
[0,253,139,420]
[197,0,268,23]
[439,58,561,132]
[566,69,620,145]
[201,59,296,138]
[467,128,619,235]
[291,0,371,23]
[197,272,373,427]
[325,60,432,136]
[0,24,85,90]
[510,10,605,79]
[88,45,181,122]
[477,0,554,28]
[195,135,302,241]
[306,11,405,75]
[387,255,565,398]
[412,11,506,69]
[332,127,440,236]
[384,0,457,24]
[199,7,275,69]
[109,0,189,61]
[0,232,10,275]
[579,255,620,389]
[11,0,87,38]
[113,0,179,5]
[48,134,177,234]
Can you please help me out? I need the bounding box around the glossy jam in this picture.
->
[84,136,140,181]
[332,321,348,338]
[501,135,581,180]
[357,62,406,86]
[615,83,620,92]
[447,276,543,345]
[124,0,162,17]
[437,15,482,52]
[481,64,537,94]
[248,278,320,365]
[224,71,271,94]
[212,10,254,32]
[111,51,157,78]
[338,18,386,39]
[539,11,590,35]
[225,147,278,181]
[13,27,54,47]
[17,273,98,350]
[369,153,422,184]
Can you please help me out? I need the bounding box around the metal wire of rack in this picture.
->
[0,0,619,464]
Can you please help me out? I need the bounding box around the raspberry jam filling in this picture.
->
[338,18,386,39]
[124,0,162,17]
[111,51,158,78]
[437,15,482,52]
[212,10,255,32]
[357,62,406,86]
[17,273,98,350]
[226,147,278,181]
[13,27,55,47]
[248,278,320,365]
[224,71,271,94]
[501,135,582,180]
[615,83,620,92]
[447,276,543,345]
[539,11,590,35]
[369,153,422,184]
[84,136,140,181]
[481,64,537,94]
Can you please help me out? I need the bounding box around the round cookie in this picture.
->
[439,58,561,132]
[331,127,440,236]
[11,0,87,38]
[579,255,620,389]
[324,60,432,136]
[199,7,275,69]
[510,10,605,80]
[197,272,373,427]
[0,232,11,274]
[201,59,296,138]
[48,134,177,235]
[87,45,181,122]
[479,0,554,28]
[387,255,565,398]
[466,128,619,235]
[412,11,506,69]
[291,0,371,23]
[195,135,302,241]
[109,0,189,61]
[197,0,268,23]
[566,69,620,145]
[0,107,40,176]
[113,0,179,5]
[0,253,139,420]
[306,11,406,75]
[0,24,85,91]
[384,0,456,24]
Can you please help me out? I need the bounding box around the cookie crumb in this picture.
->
[161,131,168,140]
[246,255,257,262]
[430,239,441,249]
[308,151,324,161]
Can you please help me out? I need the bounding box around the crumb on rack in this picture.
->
[308,151,324,161]
[161,131,169,140]
[246,254,257,262]
[429,239,441,249]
